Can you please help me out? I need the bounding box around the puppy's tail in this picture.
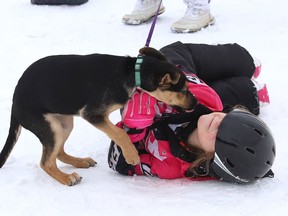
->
[0,113,21,168]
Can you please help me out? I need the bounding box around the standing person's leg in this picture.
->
[122,0,165,25]
[31,0,88,5]
[171,0,215,33]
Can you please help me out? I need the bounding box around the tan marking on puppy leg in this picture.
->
[58,149,97,168]
[48,114,97,168]
[81,104,139,165]
[96,116,140,165]
[42,114,82,186]
[40,157,82,186]
[83,104,140,165]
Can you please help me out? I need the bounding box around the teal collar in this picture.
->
[135,55,143,87]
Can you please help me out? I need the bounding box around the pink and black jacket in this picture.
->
[108,42,260,180]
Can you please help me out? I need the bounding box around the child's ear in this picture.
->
[139,47,167,61]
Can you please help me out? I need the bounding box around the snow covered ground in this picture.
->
[0,0,287,215]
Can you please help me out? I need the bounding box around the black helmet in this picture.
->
[211,110,276,183]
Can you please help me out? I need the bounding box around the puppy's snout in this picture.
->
[183,91,198,111]
[172,91,198,112]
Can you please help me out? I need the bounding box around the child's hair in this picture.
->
[184,146,214,178]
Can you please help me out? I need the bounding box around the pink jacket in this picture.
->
[121,73,223,179]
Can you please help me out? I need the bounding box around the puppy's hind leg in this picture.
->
[55,115,96,168]
[39,114,82,186]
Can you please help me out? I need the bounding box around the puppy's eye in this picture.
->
[160,84,172,91]
[180,89,189,95]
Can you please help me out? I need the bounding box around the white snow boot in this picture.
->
[122,0,165,25]
[171,0,215,33]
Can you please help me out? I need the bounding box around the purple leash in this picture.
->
[145,0,163,47]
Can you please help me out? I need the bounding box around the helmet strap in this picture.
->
[152,120,197,163]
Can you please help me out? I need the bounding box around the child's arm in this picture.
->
[185,73,223,111]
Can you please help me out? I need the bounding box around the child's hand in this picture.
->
[122,90,157,129]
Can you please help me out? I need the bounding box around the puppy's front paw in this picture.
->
[126,155,140,165]
[123,146,140,165]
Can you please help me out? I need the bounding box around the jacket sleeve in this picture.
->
[185,73,223,111]
[136,154,187,179]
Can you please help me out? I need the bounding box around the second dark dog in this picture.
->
[0,47,197,186]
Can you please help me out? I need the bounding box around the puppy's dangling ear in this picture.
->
[159,73,181,88]
[139,47,167,61]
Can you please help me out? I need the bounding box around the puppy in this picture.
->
[0,47,197,185]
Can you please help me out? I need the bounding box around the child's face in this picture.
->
[197,112,226,153]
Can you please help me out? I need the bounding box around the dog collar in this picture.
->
[135,55,143,87]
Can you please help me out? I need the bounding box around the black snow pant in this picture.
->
[160,41,259,115]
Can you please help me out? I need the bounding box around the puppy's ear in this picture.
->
[139,47,167,61]
[159,73,181,88]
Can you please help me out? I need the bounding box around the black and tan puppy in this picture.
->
[0,47,196,186]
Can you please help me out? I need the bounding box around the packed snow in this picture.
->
[0,0,287,215]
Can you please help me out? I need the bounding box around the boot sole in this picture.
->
[171,16,216,33]
[31,0,88,5]
[122,7,165,25]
